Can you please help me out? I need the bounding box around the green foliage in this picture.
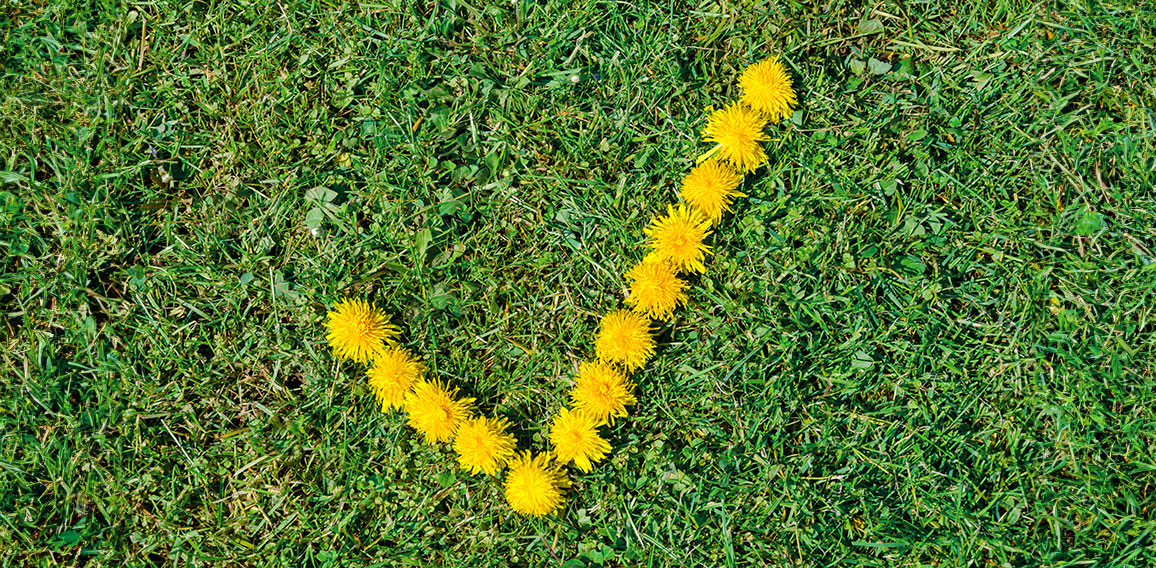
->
[2,0,1155,566]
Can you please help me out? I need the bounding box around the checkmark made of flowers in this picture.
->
[323,57,797,517]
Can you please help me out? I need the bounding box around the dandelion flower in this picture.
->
[454,415,517,476]
[740,56,797,123]
[325,298,399,364]
[505,451,569,517]
[702,102,769,173]
[403,380,475,443]
[625,258,687,320]
[367,346,424,411]
[680,160,746,225]
[570,361,636,425]
[644,204,712,274]
[549,407,611,473]
[594,309,655,372]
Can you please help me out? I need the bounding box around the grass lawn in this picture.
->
[3,0,1155,565]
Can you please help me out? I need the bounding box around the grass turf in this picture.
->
[2,0,1155,566]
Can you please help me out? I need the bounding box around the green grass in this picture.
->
[2,0,1155,565]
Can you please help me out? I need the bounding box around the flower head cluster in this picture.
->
[594,310,655,372]
[740,56,797,123]
[505,451,569,517]
[702,102,769,173]
[367,346,424,411]
[680,160,745,225]
[403,380,475,443]
[325,298,399,364]
[644,204,712,274]
[625,258,687,320]
[327,56,794,517]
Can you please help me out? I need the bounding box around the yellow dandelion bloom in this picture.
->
[644,204,712,274]
[570,361,637,425]
[505,451,569,517]
[740,56,797,123]
[625,257,687,320]
[680,160,746,225]
[366,346,424,411]
[549,407,611,473]
[454,415,517,476]
[594,309,655,372]
[324,298,399,364]
[402,380,475,443]
[702,102,769,173]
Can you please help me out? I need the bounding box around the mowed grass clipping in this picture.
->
[2,1,1155,566]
